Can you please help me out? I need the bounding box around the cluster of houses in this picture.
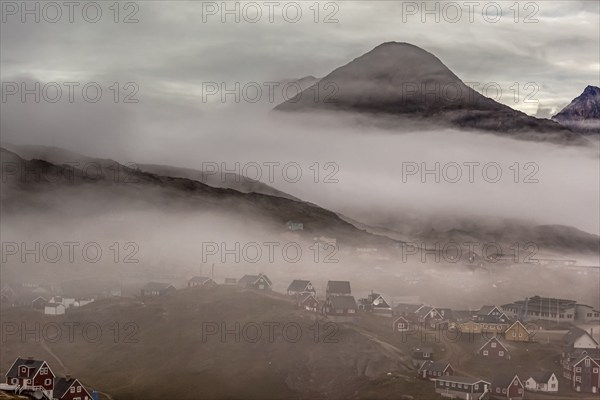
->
[139,276,600,396]
[415,346,559,399]
[560,327,600,393]
[413,324,600,398]
[1,357,94,400]
[1,282,96,316]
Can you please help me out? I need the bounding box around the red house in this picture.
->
[53,376,93,400]
[491,374,524,399]
[566,354,600,393]
[5,357,55,399]
[478,337,511,360]
[298,293,319,312]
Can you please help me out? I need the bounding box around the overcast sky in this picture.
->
[1,1,599,116]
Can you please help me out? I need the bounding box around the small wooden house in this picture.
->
[287,280,316,296]
[238,274,272,291]
[141,282,176,297]
[325,281,351,298]
[491,374,524,399]
[524,371,558,392]
[53,375,93,400]
[298,293,319,312]
[188,276,217,288]
[434,376,490,399]
[417,361,453,380]
[478,337,510,360]
[504,320,532,342]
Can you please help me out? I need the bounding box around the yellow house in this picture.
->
[504,320,532,342]
[456,320,509,334]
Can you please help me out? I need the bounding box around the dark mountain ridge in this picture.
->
[275,42,578,142]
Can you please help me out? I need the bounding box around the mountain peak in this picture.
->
[552,85,600,133]
[274,42,573,140]
[583,85,600,96]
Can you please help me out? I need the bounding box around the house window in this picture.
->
[21,367,26,374]
[483,350,489,356]
[576,367,582,372]
[40,367,47,374]
[512,331,516,337]
[575,376,581,382]
[551,384,556,389]
[45,379,51,385]
[12,378,18,384]
[452,383,456,387]
[77,386,82,392]
[519,333,523,337]
[491,342,497,348]
[474,384,479,390]
[594,368,599,373]
[348,309,356,314]
[518,388,523,394]
[71,387,75,393]
[502,388,507,394]
[496,388,500,393]
[585,359,591,367]
[514,380,518,386]
[499,351,504,356]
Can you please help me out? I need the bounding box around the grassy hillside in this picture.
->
[1,287,433,400]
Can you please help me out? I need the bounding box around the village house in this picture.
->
[286,280,316,297]
[322,295,357,322]
[44,303,66,316]
[434,376,490,400]
[358,292,392,317]
[32,296,48,310]
[392,316,410,332]
[562,327,599,350]
[524,371,558,392]
[453,320,510,335]
[48,296,76,309]
[473,305,511,323]
[491,374,524,399]
[188,276,217,288]
[411,347,433,368]
[395,303,445,329]
[478,337,510,360]
[53,375,93,400]
[417,361,453,380]
[224,278,237,285]
[297,293,319,312]
[5,357,55,399]
[325,280,351,298]
[504,320,532,342]
[140,282,176,297]
[238,274,272,291]
[563,354,600,393]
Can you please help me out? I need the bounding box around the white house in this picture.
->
[49,296,76,308]
[525,371,558,392]
[44,303,66,315]
[563,327,599,349]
